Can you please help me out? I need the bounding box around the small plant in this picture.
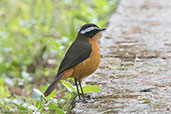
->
[10,80,101,114]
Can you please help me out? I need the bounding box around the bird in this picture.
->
[44,23,106,101]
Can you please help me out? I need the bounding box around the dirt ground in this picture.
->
[71,0,171,113]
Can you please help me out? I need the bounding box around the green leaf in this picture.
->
[0,86,10,98]
[0,77,5,86]
[36,100,41,107]
[46,90,56,100]
[80,85,101,93]
[48,105,64,114]
[142,100,151,104]
[61,80,74,93]
[56,108,64,114]
[32,88,45,101]
[18,106,28,111]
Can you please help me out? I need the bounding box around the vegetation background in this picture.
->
[0,0,118,113]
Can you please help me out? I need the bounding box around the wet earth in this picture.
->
[71,0,171,113]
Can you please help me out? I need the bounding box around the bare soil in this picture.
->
[72,0,171,113]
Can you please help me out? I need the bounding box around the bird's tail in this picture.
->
[44,73,63,97]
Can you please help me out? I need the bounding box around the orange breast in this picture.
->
[71,33,101,81]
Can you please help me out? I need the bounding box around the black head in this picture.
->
[78,24,106,38]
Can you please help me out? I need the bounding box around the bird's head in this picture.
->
[78,24,106,38]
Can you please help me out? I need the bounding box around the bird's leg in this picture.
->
[78,79,86,101]
[74,78,81,99]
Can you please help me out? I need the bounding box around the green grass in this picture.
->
[0,0,119,113]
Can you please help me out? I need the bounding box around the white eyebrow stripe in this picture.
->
[80,26,98,34]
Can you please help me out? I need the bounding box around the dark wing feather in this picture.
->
[56,39,92,77]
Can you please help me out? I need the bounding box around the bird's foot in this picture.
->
[75,94,90,103]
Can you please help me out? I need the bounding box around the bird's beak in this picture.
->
[98,28,106,32]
